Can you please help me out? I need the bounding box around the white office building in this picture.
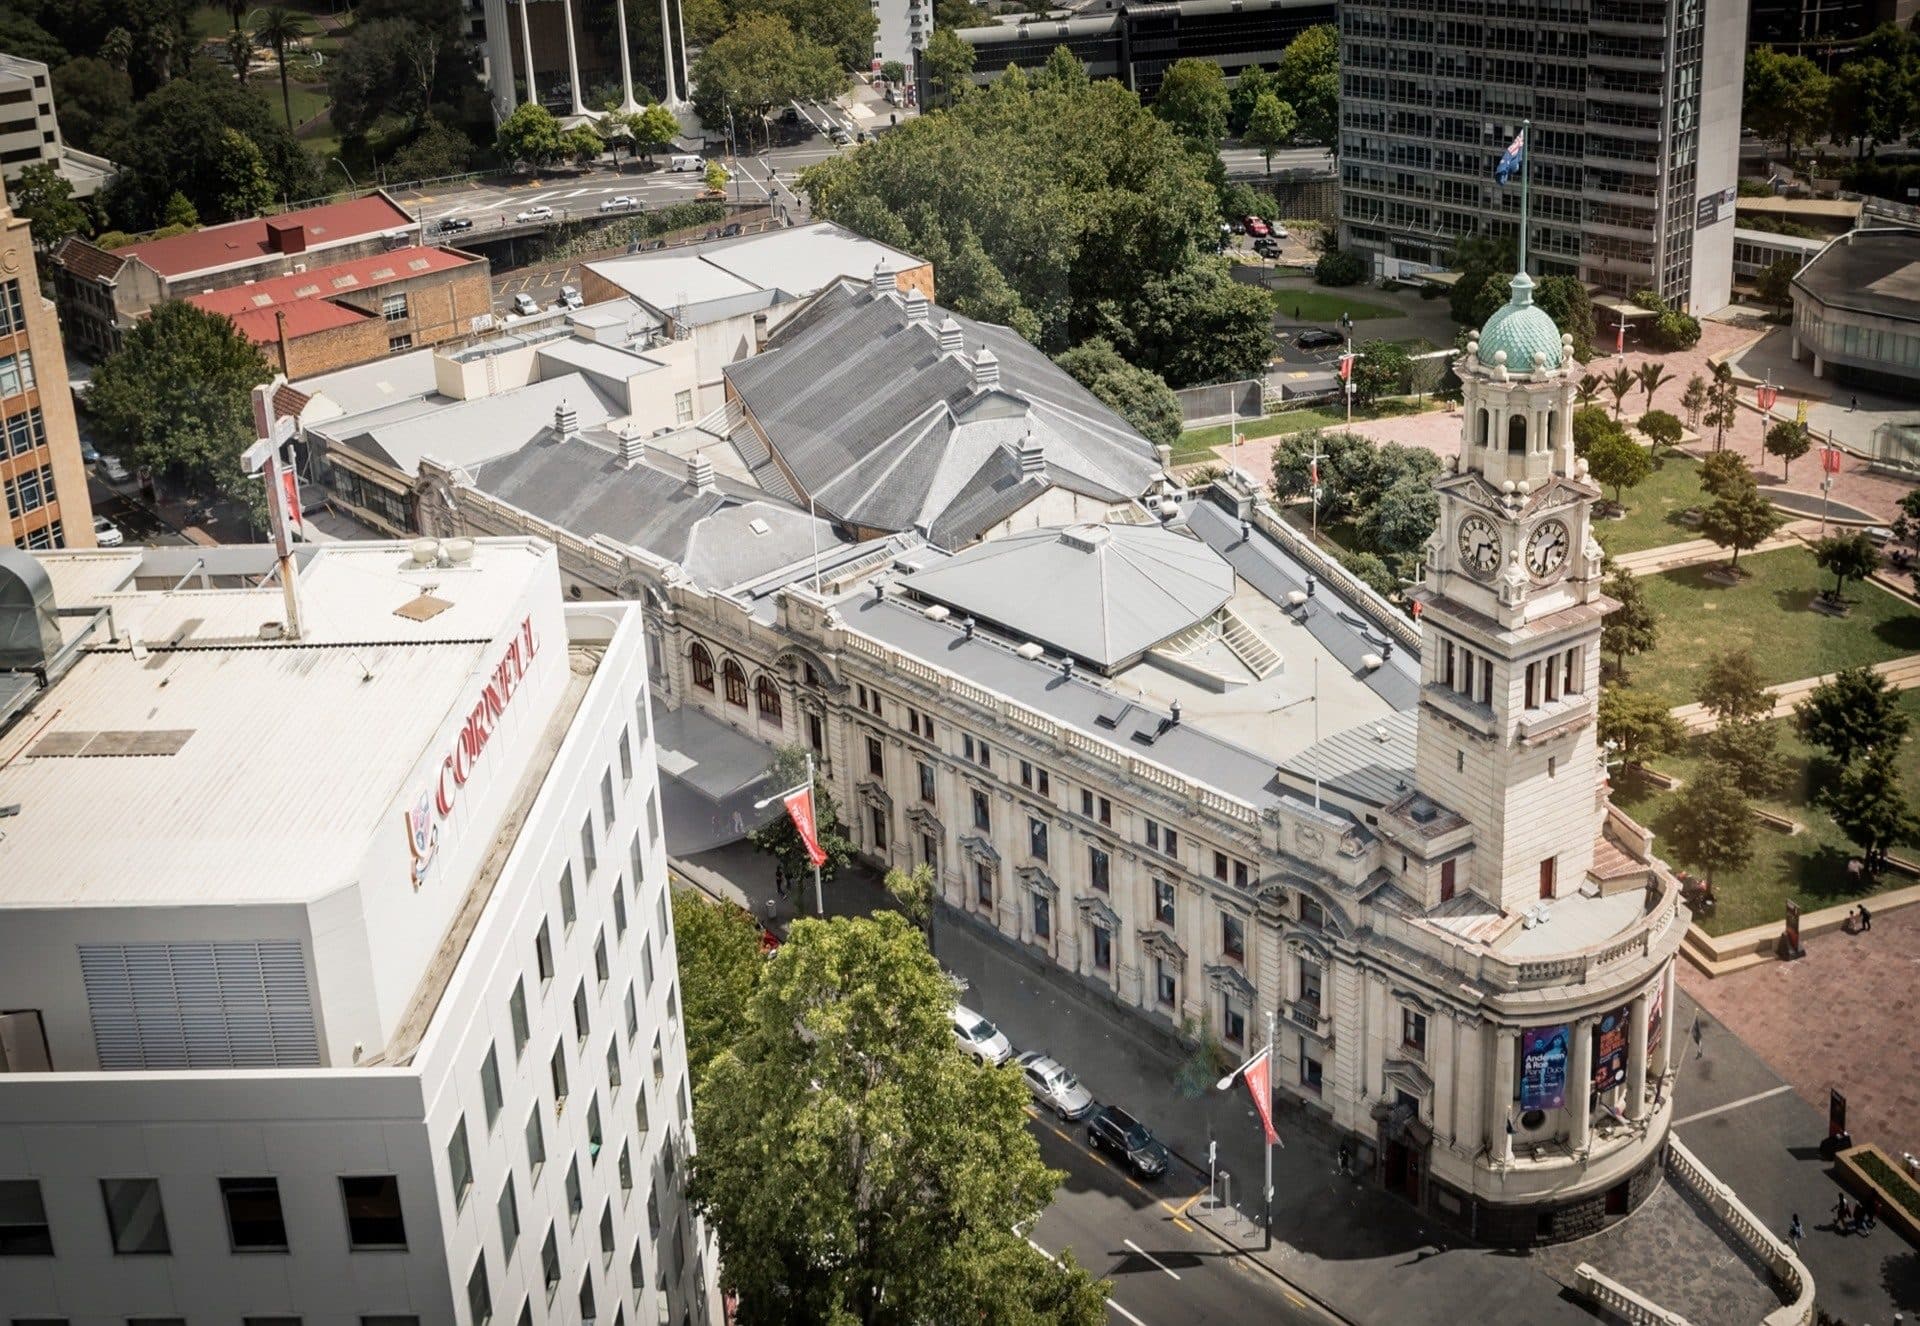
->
[0,538,718,1326]
[0,54,117,199]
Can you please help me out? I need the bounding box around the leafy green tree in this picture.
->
[1664,763,1755,888]
[1271,431,1436,526]
[87,302,270,505]
[1702,362,1740,450]
[692,14,846,150]
[1763,420,1811,478]
[1314,247,1366,286]
[1638,409,1683,458]
[1573,403,1623,457]
[1350,338,1410,407]
[51,57,134,153]
[1533,274,1596,361]
[252,7,311,130]
[1229,63,1277,134]
[705,159,732,194]
[1680,373,1708,428]
[1244,93,1297,174]
[1755,255,1800,309]
[1274,23,1338,145]
[1359,474,1437,558]
[1744,46,1834,160]
[1461,270,1511,331]
[562,123,605,167]
[1698,449,1751,500]
[5,163,89,251]
[884,860,938,956]
[162,191,200,228]
[0,9,66,67]
[1706,716,1789,798]
[1826,749,1920,873]
[632,103,683,159]
[211,127,275,220]
[1094,259,1274,387]
[1598,685,1685,774]
[687,912,1110,1326]
[747,745,856,899]
[1587,428,1654,507]
[1697,649,1773,726]
[1701,481,1785,570]
[1446,232,1516,326]
[1796,665,1910,767]
[1052,337,1183,449]
[496,101,566,167]
[1811,532,1881,601]
[389,118,475,180]
[1154,58,1230,142]
[881,59,908,84]
[1576,373,1602,407]
[735,0,879,69]
[672,889,767,1084]
[1833,30,1919,157]
[921,27,977,106]
[1602,566,1659,679]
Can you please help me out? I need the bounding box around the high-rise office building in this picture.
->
[1338,0,1747,312]
[0,537,718,1326]
[0,194,94,551]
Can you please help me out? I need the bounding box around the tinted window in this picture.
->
[101,1178,169,1254]
[340,1175,407,1249]
[221,1177,288,1251]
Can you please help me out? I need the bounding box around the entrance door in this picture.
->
[1383,1141,1422,1202]
[1539,857,1557,899]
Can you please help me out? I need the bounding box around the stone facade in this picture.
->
[1,197,93,550]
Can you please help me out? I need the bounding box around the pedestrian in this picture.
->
[1789,1213,1803,1247]
[775,865,788,899]
[1834,1193,1853,1232]
[1691,1014,1705,1059]
[1859,903,1872,932]
[1849,395,1858,412]
[1859,1199,1876,1233]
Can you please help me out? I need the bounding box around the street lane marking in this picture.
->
[1673,1084,1793,1127]
[1172,1217,1194,1232]
[1171,1189,1206,1217]
[1286,1293,1307,1309]
[1026,1237,1150,1326]
[1123,1238,1181,1280]
[1108,1299,1149,1326]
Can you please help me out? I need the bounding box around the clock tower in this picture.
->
[1412,271,1614,915]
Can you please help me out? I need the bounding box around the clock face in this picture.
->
[1527,519,1570,578]
[1456,516,1501,578]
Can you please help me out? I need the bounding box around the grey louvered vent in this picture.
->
[79,941,319,1070]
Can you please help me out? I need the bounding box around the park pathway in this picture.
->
[1609,531,1806,576]
[1666,653,1920,732]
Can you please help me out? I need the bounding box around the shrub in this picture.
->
[1632,290,1702,351]
[1315,248,1367,287]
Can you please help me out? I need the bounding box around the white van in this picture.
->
[669,154,705,172]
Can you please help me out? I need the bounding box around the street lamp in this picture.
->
[752,752,823,916]
[330,157,358,191]
[1214,1008,1280,1250]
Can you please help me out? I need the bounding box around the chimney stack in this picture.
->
[903,288,929,324]
[688,451,716,493]
[937,316,963,355]
[619,426,646,468]
[1017,429,1045,476]
[871,261,894,298]
[752,310,769,354]
[969,345,1000,392]
[554,400,578,439]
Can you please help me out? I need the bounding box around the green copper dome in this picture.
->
[1476,272,1564,371]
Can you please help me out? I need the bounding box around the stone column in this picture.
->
[1569,1019,1593,1147]
[1434,1016,1456,1142]
[657,0,680,104]
[1661,961,1676,1087]
[517,0,538,106]
[560,0,587,116]
[614,0,639,109]
[1627,988,1651,1121]
[1487,1027,1514,1156]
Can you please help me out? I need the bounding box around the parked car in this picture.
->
[1270,224,1291,240]
[90,514,125,548]
[720,222,744,238]
[1253,237,1280,258]
[515,205,554,222]
[1296,328,1343,349]
[79,438,100,464]
[1866,525,1896,545]
[1244,215,1271,237]
[669,153,705,172]
[829,126,852,145]
[1086,1105,1170,1179]
[780,106,800,124]
[557,284,583,309]
[97,453,131,483]
[600,195,638,212]
[950,1004,1013,1066]
[512,292,540,317]
[436,217,473,234]
[1015,1051,1095,1119]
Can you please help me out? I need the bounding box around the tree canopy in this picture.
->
[5,163,89,251]
[691,13,846,147]
[1696,649,1772,726]
[1602,566,1658,679]
[1273,23,1338,145]
[1586,428,1654,507]
[1664,763,1755,886]
[496,102,566,168]
[686,912,1109,1326]
[1598,685,1685,774]
[671,889,767,1085]
[1053,337,1184,449]
[1811,532,1880,601]
[1154,59,1230,142]
[1743,46,1833,160]
[1825,749,1920,873]
[1762,420,1812,479]
[1796,665,1910,769]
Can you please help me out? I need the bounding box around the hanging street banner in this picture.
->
[1244,1048,1279,1144]
[1520,1025,1569,1110]
[784,785,828,867]
[1591,1005,1631,1093]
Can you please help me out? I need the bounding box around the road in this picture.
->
[1220,145,1336,179]
[1027,1111,1336,1326]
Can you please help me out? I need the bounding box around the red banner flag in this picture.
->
[1757,384,1778,412]
[1338,354,1354,382]
[1243,1048,1278,1145]
[784,785,828,867]
[1822,445,1843,475]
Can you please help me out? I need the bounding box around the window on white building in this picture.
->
[221,1177,289,1251]
[480,1045,504,1128]
[341,1175,406,1250]
[1300,1039,1323,1093]
[1403,1008,1427,1054]
[510,979,531,1058]
[1154,879,1176,927]
[559,865,577,930]
[100,1177,169,1255]
[674,389,694,424]
[498,1176,519,1256]
[536,921,554,985]
[446,1120,474,1210]
[525,1108,546,1181]
[467,1253,492,1326]
[541,1226,561,1299]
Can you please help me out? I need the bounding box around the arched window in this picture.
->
[690,643,714,692]
[1507,414,1528,454]
[1476,409,1490,447]
[755,675,783,725]
[722,659,748,708]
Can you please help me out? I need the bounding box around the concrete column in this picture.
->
[674,0,690,110]
[560,0,587,116]
[517,0,538,106]
[657,0,680,104]
[1569,1019,1593,1147]
[1627,989,1651,1121]
[615,0,639,110]
[1661,961,1676,1087]
[1486,1027,1514,1155]
[1434,1016,1456,1143]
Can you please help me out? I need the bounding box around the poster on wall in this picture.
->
[1521,1025,1570,1110]
[1591,1005,1631,1093]
[1648,983,1665,1065]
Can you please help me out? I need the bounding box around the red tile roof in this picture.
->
[185,245,475,345]
[54,235,128,284]
[119,193,419,279]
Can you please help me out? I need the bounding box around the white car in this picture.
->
[516,205,555,222]
[600,195,638,212]
[950,1004,1013,1066]
[91,514,125,547]
[1015,1051,1095,1120]
[557,285,583,309]
[512,293,540,317]
[98,454,131,483]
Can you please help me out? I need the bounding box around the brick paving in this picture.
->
[1678,903,1920,1154]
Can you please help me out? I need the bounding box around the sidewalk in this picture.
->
[1667,653,1920,732]
[1610,531,1804,577]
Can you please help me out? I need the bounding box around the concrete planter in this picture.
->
[1836,1144,1920,1249]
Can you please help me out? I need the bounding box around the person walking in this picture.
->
[1859,903,1872,932]
[1789,1213,1803,1248]
[1849,395,1859,412]
[1834,1193,1853,1232]
[1691,1014,1706,1059]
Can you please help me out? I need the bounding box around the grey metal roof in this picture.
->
[1792,228,1920,323]
[901,522,1235,669]
[357,374,623,477]
[1282,711,1418,807]
[471,433,846,591]
[725,282,1160,540]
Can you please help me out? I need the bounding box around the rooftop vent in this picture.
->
[969,346,1000,392]
[1060,524,1110,552]
[618,426,646,468]
[554,400,579,438]
[903,287,929,324]
[371,267,395,280]
[937,316,963,356]
[748,518,770,536]
[1015,641,1044,660]
[688,451,716,493]
[408,258,430,271]
[409,538,440,566]
[870,261,894,298]
[0,547,61,672]
[1016,430,1045,477]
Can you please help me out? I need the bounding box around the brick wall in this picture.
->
[265,263,496,378]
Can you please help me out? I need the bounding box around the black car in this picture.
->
[1086,1105,1170,1179]
[436,217,473,234]
[1296,328,1343,349]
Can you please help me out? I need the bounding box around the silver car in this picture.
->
[1016,1051,1094,1119]
[951,1004,1012,1066]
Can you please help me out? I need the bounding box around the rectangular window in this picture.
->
[1089,846,1109,892]
[1480,661,1494,706]
[1154,879,1175,927]
[869,803,887,849]
[1440,858,1456,902]
[220,1177,289,1251]
[1442,638,1456,690]
[635,1085,650,1139]
[601,770,617,831]
[510,979,530,1058]
[1563,648,1577,695]
[641,934,655,994]
[1091,923,1112,971]
[652,1032,665,1087]
[974,859,993,907]
[498,1176,520,1255]
[1299,959,1322,1011]
[1213,850,1229,882]
[1222,913,1245,962]
[619,1142,633,1199]
[1018,761,1049,795]
[1403,1009,1428,1054]
[559,865,577,929]
[624,984,638,1041]
[542,1226,562,1298]
[619,729,633,784]
[587,1096,604,1157]
[971,788,990,831]
[551,1041,570,1106]
[674,389,694,424]
[1095,794,1110,825]
[1544,654,1560,703]
[1235,860,1249,890]
[565,1158,584,1225]
[574,982,591,1044]
[340,1175,407,1250]
[1299,895,1325,929]
[447,1118,474,1209]
[580,815,598,878]
[387,334,413,353]
[1223,994,1245,1045]
[525,1107,546,1180]
[600,1203,616,1264]
[1155,958,1176,1007]
[480,1045,504,1127]
[381,292,409,321]
[608,1038,623,1097]
[595,933,610,987]
[613,884,628,938]
[1146,820,1158,851]
[536,920,554,983]
[1028,817,1048,861]
[0,349,35,396]
[918,761,936,803]
[629,832,645,892]
[920,832,937,870]
[1524,662,1538,709]
[1300,1040,1323,1092]
[1033,893,1051,941]
[867,735,884,777]
[100,1178,169,1255]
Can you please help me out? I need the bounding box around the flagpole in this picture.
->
[1264,1006,1275,1251]
[807,751,823,916]
[1518,119,1531,279]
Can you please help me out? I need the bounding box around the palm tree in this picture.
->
[1606,365,1635,419]
[253,7,311,131]
[1576,372,1603,407]
[1634,361,1674,416]
[100,26,133,73]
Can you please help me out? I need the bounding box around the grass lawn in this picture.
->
[251,75,330,133]
[1611,689,1920,934]
[1176,399,1427,458]
[1271,289,1398,322]
[1594,453,1705,555]
[1624,547,1920,709]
